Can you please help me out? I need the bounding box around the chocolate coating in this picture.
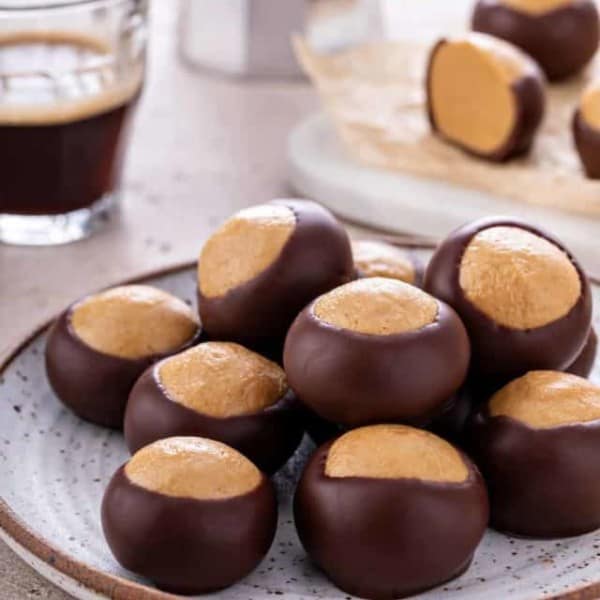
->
[124,367,304,474]
[198,199,354,354]
[294,440,489,599]
[566,327,598,378]
[45,309,201,429]
[573,109,600,179]
[427,385,477,447]
[301,384,476,449]
[472,0,600,81]
[424,217,592,381]
[471,406,600,537]
[426,38,545,162]
[283,298,470,427]
[299,404,344,447]
[102,465,276,594]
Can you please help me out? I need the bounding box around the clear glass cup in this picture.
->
[0,0,147,246]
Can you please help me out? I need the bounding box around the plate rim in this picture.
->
[0,261,196,600]
[1,257,598,600]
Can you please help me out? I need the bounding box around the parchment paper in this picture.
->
[294,38,600,218]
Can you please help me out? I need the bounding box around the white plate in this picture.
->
[1,260,600,600]
[287,113,600,275]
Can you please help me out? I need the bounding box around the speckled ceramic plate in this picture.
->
[1,255,600,600]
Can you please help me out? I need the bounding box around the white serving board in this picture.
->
[288,113,600,274]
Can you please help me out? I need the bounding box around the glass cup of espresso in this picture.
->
[0,0,147,245]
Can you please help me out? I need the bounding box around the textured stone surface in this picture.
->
[1,265,598,600]
[0,542,71,599]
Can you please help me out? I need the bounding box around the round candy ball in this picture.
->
[284,277,470,427]
[424,217,592,382]
[472,0,600,81]
[470,371,600,537]
[352,239,423,286]
[102,437,277,594]
[45,285,201,428]
[125,341,304,474]
[427,33,545,161]
[294,425,489,599]
[197,199,354,354]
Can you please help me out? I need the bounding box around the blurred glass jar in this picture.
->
[179,0,382,79]
[381,0,474,43]
[0,0,147,246]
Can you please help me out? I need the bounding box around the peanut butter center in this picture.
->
[500,0,574,15]
[489,370,600,428]
[352,240,416,284]
[157,342,288,418]
[459,226,581,329]
[198,204,295,298]
[70,285,199,360]
[325,425,469,483]
[125,437,261,500]
[313,277,438,335]
[581,81,600,131]
[429,34,531,154]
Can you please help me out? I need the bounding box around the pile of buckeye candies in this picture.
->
[45,200,598,599]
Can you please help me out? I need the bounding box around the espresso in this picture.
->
[0,32,142,216]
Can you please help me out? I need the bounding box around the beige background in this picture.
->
[2,1,599,598]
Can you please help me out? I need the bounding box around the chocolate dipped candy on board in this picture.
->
[294,425,489,599]
[124,342,304,474]
[284,277,471,427]
[45,285,201,429]
[101,437,277,595]
[574,81,600,179]
[472,0,600,81]
[470,372,600,538]
[352,239,423,287]
[424,217,592,382]
[197,199,354,354]
[426,33,545,161]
